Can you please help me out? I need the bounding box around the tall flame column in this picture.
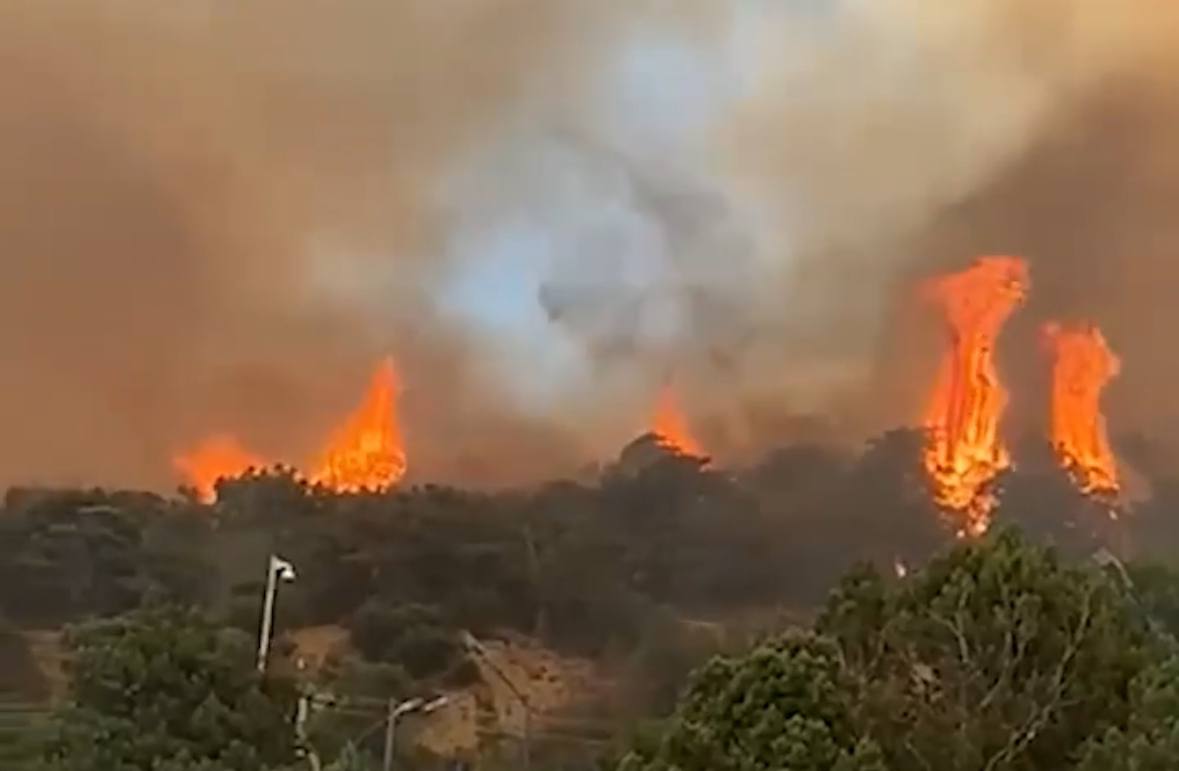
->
[921,256,1029,536]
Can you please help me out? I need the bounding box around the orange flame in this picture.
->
[921,256,1029,536]
[650,385,704,458]
[172,434,266,503]
[312,357,407,493]
[1042,322,1121,496]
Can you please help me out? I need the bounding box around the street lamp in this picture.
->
[257,554,297,673]
[382,695,449,771]
[460,631,531,771]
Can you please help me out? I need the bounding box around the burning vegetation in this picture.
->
[311,357,408,493]
[8,1,1179,766]
[915,259,1129,533]
[164,253,1135,546]
[174,358,407,501]
[921,256,1029,536]
[1042,322,1122,497]
[650,384,704,459]
[172,435,266,504]
[170,256,1133,532]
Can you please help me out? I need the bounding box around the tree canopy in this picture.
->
[1,432,1178,769]
[621,529,1178,771]
[49,605,298,771]
[618,634,886,771]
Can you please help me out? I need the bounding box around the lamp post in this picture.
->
[294,693,322,771]
[461,631,531,771]
[382,696,449,771]
[257,554,297,673]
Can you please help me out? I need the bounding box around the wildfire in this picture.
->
[1042,322,1121,496]
[311,357,407,493]
[651,385,704,458]
[173,357,407,498]
[921,256,1029,536]
[173,434,266,503]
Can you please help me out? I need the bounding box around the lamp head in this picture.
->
[423,696,449,714]
[271,555,297,582]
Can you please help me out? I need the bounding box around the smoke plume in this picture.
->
[2,0,1178,489]
[0,0,621,487]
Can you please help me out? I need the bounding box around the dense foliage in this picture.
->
[1,431,1178,768]
[622,530,1179,771]
[49,605,298,771]
[0,432,960,668]
[618,635,886,771]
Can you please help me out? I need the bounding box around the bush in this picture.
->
[49,605,298,771]
[618,634,886,771]
[348,601,461,679]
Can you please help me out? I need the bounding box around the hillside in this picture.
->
[0,431,1175,766]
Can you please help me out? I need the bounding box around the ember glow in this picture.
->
[651,385,704,458]
[173,434,266,503]
[1042,322,1121,496]
[311,357,408,493]
[921,256,1029,536]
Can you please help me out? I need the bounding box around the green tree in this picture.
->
[0,491,213,626]
[616,634,887,771]
[49,605,298,771]
[819,528,1156,771]
[623,529,1171,771]
[1075,655,1179,770]
[347,600,461,679]
[1126,561,1179,639]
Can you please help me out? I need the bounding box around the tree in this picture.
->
[616,634,887,771]
[818,528,1156,771]
[622,529,1173,771]
[1126,561,1179,639]
[1075,654,1179,771]
[753,430,948,606]
[48,605,298,771]
[0,491,212,626]
[991,437,1108,559]
[347,600,462,679]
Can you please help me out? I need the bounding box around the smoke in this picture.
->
[440,0,1179,457]
[722,0,1179,428]
[891,2,1179,445]
[0,0,623,487]
[2,0,1177,490]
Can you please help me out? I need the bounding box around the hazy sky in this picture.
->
[3,0,1178,489]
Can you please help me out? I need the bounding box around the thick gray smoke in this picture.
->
[2,0,1177,490]
[871,1,1179,444]
[0,0,622,488]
